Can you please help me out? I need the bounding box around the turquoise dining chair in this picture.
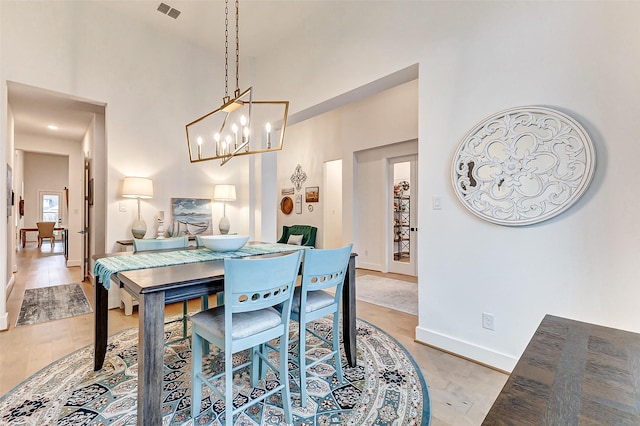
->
[190,251,303,426]
[290,244,353,407]
[133,236,207,338]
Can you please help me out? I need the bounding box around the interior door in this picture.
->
[389,155,417,276]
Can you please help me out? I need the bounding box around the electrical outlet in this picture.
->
[482,312,494,330]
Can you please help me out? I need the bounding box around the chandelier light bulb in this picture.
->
[225,134,232,155]
[243,126,250,151]
[266,123,271,149]
[232,123,239,148]
[214,132,221,156]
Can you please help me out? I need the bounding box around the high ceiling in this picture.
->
[98,1,335,56]
[9,82,105,143]
[8,0,340,143]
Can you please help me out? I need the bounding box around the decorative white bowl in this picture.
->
[200,235,249,252]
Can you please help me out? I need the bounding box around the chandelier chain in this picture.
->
[235,0,240,95]
[224,0,229,99]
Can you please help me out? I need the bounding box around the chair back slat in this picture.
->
[224,251,302,313]
[133,236,188,252]
[301,244,352,293]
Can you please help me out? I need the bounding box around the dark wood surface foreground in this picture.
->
[483,314,640,425]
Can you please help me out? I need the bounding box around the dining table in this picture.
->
[92,242,357,425]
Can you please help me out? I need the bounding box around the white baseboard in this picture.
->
[415,325,517,372]
[356,261,382,271]
[6,274,15,298]
[2,276,14,330]
[66,259,81,267]
[0,312,7,331]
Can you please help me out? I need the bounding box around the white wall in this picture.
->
[257,2,640,371]
[0,1,266,311]
[0,100,12,330]
[4,1,640,372]
[0,1,257,257]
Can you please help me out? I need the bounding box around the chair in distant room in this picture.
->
[36,221,56,249]
[290,244,353,407]
[277,224,317,247]
[190,251,302,425]
[121,236,207,339]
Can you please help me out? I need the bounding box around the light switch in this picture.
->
[432,197,442,210]
[119,202,127,212]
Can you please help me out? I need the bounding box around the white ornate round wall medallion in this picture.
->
[451,106,595,226]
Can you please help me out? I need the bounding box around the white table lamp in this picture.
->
[213,184,236,234]
[122,177,153,239]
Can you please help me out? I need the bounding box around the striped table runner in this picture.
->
[94,243,304,289]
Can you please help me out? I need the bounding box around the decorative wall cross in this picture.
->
[290,164,307,192]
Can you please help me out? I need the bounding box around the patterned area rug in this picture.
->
[0,316,430,425]
[356,275,418,315]
[15,283,93,327]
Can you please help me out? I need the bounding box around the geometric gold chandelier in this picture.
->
[185,0,289,166]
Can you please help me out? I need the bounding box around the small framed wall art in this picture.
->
[305,186,319,203]
[295,194,302,214]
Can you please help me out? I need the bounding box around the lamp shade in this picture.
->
[122,177,153,199]
[213,184,236,202]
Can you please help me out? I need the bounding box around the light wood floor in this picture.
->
[0,242,507,425]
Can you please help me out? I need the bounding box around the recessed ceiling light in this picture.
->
[47,125,59,130]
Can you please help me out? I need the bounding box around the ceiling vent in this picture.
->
[157,3,181,19]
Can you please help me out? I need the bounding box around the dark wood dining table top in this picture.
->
[483,314,640,425]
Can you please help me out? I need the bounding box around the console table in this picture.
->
[483,314,640,424]
[20,226,65,248]
[20,226,68,259]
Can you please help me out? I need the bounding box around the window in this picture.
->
[41,193,61,223]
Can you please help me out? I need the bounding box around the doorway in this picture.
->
[38,190,66,245]
[38,190,65,225]
[388,155,417,276]
[8,81,106,271]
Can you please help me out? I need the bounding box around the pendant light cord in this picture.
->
[223,0,241,102]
